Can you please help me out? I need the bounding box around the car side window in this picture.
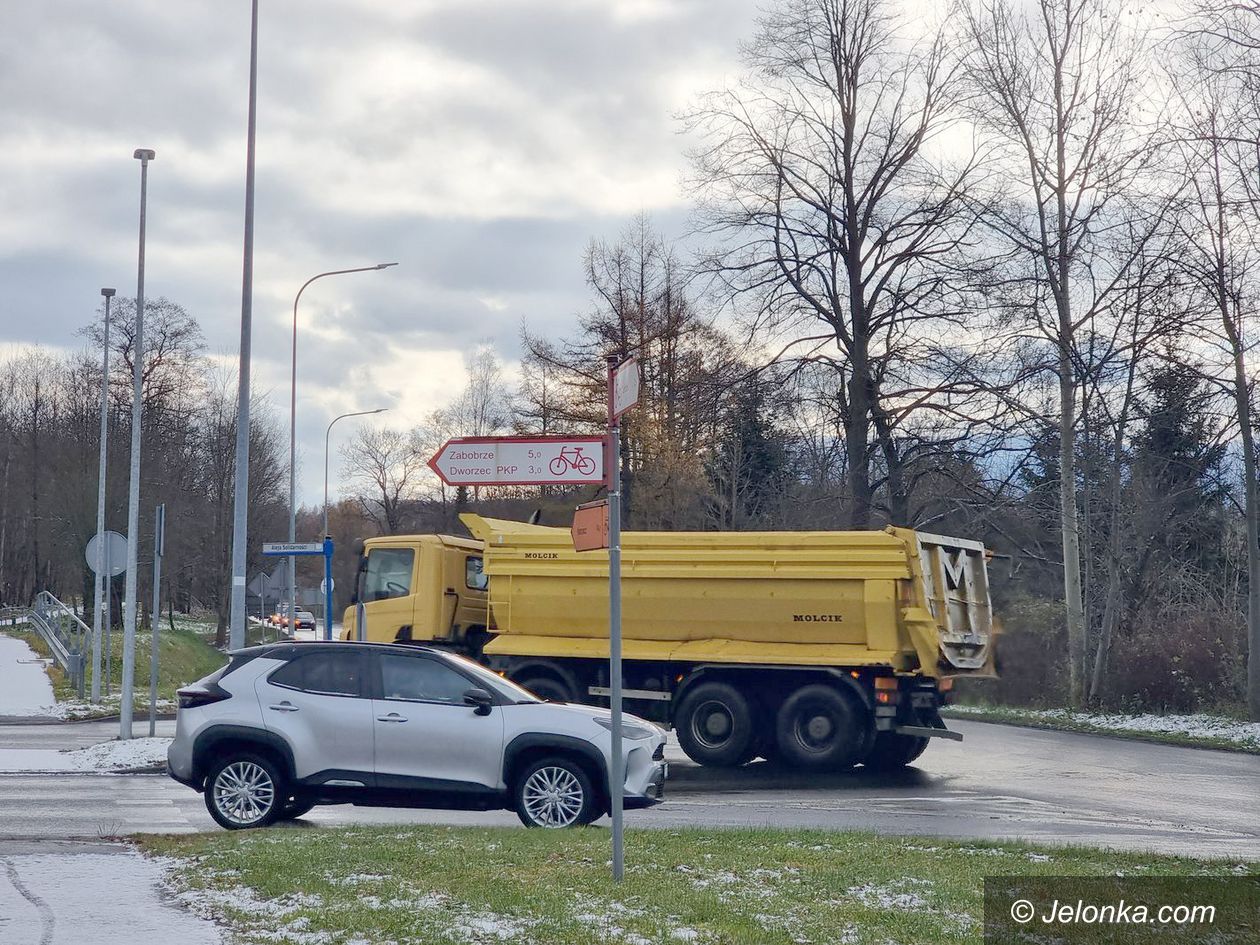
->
[466,555,488,591]
[270,652,364,697]
[379,654,471,705]
[364,547,414,602]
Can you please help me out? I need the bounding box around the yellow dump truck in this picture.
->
[343,514,995,771]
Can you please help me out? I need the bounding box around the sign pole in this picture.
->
[606,354,624,882]
[323,536,335,641]
[104,537,112,697]
[149,503,164,737]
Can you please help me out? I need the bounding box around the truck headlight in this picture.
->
[594,718,657,740]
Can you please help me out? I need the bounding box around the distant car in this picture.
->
[168,642,667,830]
[293,611,315,631]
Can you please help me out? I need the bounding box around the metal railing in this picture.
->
[25,591,91,698]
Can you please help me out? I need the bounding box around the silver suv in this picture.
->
[169,642,667,830]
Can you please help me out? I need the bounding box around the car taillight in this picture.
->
[177,685,230,709]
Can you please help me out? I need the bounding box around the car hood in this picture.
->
[530,700,658,731]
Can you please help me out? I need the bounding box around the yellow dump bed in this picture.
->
[461,515,994,678]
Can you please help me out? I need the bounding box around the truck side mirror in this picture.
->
[463,688,493,716]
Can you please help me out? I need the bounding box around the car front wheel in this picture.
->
[514,757,599,828]
[204,753,284,830]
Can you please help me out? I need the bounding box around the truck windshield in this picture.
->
[364,548,414,601]
[443,652,541,704]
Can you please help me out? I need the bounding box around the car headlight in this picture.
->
[594,717,657,740]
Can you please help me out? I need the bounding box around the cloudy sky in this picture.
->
[0,0,756,504]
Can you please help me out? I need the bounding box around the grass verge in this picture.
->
[6,621,226,719]
[944,704,1260,754]
[139,826,1256,945]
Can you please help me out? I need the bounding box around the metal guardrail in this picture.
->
[25,591,90,698]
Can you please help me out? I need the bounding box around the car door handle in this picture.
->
[376,712,408,723]
[268,702,300,713]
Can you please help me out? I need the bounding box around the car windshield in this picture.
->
[441,652,541,704]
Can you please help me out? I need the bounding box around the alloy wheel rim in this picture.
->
[213,761,275,825]
[522,766,584,826]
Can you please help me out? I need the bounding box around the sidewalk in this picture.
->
[0,635,57,719]
[0,840,221,945]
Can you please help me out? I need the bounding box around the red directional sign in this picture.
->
[427,435,606,486]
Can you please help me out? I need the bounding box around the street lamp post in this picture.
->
[121,149,155,740]
[91,287,116,704]
[320,407,388,639]
[229,0,259,651]
[286,264,396,633]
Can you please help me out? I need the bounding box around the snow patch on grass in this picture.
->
[948,705,1260,750]
[846,878,932,910]
[0,736,171,772]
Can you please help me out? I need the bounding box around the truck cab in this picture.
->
[343,534,490,650]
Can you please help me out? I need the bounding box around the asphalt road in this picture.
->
[1,718,1257,858]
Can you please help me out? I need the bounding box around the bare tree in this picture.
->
[1170,9,1260,718]
[340,426,426,534]
[962,0,1160,706]
[686,0,984,529]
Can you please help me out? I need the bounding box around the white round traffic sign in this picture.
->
[320,578,334,595]
[85,530,128,577]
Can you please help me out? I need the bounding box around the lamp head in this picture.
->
[375,262,398,270]
[373,407,389,414]
[133,148,156,162]
[101,288,116,298]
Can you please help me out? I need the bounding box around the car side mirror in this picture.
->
[463,688,493,716]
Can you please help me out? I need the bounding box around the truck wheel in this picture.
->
[675,681,756,767]
[863,732,929,770]
[774,684,868,771]
[517,675,575,703]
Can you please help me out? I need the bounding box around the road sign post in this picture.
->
[261,541,334,640]
[607,354,638,883]
[149,504,165,737]
[86,530,127,698]
[323,536,335,642]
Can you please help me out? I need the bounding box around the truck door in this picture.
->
[360,546,418,642]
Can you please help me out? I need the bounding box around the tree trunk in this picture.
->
[845,342,872,530]
[1089,452,1126,703]
[1057,309,1087,707]
[1234,349,1260,720]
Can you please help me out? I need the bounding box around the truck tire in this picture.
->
[774,683,868,771]
[863,732,929,770]
[517,675,575,703]
[675,681,756,767]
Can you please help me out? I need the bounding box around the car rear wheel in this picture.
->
[514,757,599,828]
[204,753,285,830]
[774,684,869,771]
[675,681,756,767]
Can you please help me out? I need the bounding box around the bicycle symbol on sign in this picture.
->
[550,446,597,476]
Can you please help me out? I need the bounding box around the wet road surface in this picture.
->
[1,719,1256,859]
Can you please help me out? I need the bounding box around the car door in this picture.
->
[360,546,418,641]
[371,650,505,792]
[254,649,375,785]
